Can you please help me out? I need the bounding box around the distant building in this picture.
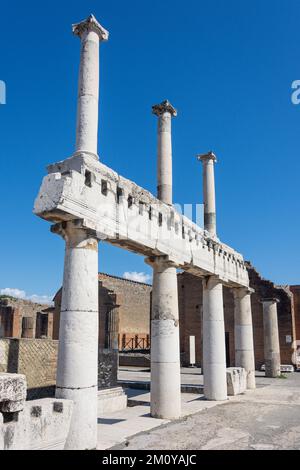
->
[52,273,152,351]
[0,297,53,339]
[178,263,297,369]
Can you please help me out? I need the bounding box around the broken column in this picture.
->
[197,152,217,237]
[202,276,227,400]
[147,100,181,419]
[262,298,281,377]
[53,221,99,450]
[73,14,108,158]
[233,288,256,389]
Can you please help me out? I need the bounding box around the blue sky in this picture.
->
[0,0,300,301]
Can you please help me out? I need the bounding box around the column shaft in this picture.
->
[72,15,108,157]
[233,288,256,389]
[55,221,99,450]
[150,258,181,419]
[262,299,281,377]
[107,307,119,350]
[202,276,227,400]
[152,100,177,205]
[157,112,172,204]
[197,152,217,236]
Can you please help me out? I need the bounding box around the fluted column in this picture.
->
[107,305,120,351]
[262,298,281,378]
[233,287,256,389]
[73,15,108,158]
[52,220,99,450]
[202,276,227,400]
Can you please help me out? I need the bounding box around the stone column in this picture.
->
[148,99,181,419]
[21,317,34,339]
[262,298,281,378]
[202,276,227,400]
[197,152,217,236]
[107,305,119,351]
[52,220,99,450]
[152,100,177,205]
[233,287,256,389]
[72,15,109,158]
[146,256,181,419]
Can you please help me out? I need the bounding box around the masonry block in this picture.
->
[226,367,247,396]
[0,373,26,412]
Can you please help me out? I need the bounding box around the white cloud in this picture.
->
[123,271,152,284]
[0,288,53,305]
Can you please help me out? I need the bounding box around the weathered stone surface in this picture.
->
[98,349,118,389]
[0,373,26,412]
[97,387,127,415]
[0,398,73,450]
[226,367,247,396]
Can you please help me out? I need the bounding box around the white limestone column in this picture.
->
[152,100,177,205]
[262,298,281,378]
[147,256,181,419]
[202,276,227,400]
[52,220,99,450]
[197,152,217,236]
[72,15,109,158]
[233,287,256,389]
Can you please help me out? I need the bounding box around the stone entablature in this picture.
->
[34,153,248,288]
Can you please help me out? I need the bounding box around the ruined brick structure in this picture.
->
[0,297,53,340]
[178,263,296,368]
[53,273,151,350]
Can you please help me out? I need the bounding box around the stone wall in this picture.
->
[178,264,295,369]
[0,338,58,398]
[0,338,118,397]
[53,273,152,350]
[290,286,300,343]
[0,297,53,340]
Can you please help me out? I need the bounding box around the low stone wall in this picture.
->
[0,339,119,398]
[0,373,73,450]
[0,338,58,399]
[0,397,73,450]
[119,352,150,368]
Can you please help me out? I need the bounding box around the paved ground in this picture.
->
[113,371,300,450]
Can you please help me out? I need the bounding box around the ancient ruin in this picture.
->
[32,14,256,449]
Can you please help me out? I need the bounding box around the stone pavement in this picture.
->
[111,370,300,450]
[97,367,300,450]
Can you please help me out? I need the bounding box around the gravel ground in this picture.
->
[115,373,300,450]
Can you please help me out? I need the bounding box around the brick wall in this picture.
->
[178,264,295,369]
[53,273,152,350]
[98,273,151,338]
[290,286,300,342]
[0,298,52,340]
[0,338,58,398]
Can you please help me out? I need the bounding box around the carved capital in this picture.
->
[197,151,217,163]
[152,100,177,117]
[72,14,109,41]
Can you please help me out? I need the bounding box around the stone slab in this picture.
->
[97,387,127,415]
[0,373,27,412]
[226,367,247,396]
